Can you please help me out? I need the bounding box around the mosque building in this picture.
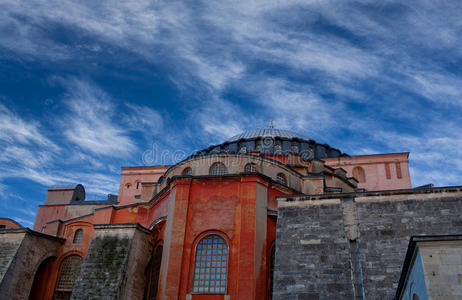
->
[1,128,461,300]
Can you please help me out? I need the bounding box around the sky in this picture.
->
[1,0,462,227]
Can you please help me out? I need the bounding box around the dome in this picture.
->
[190,128,348,161]
[227,129,312,143]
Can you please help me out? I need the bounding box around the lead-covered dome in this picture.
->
[227,129,311,143]
[191,128,347,161]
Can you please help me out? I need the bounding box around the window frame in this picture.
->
[73,229,83,244]
[53,254,83,299]
[209,162,227,176]
[190,232,230,295]
[244,163,258,173]
[276,173,287,186]
[182,167,193,176]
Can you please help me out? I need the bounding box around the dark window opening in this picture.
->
[144,245,163,300]
[73,229,83,244]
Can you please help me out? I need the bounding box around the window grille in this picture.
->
[192,235,228,294]
[276,173,287,185]
[73,229,83,244]
[244,163,257,173]
[54,255,82,300]
[209,163,227,176]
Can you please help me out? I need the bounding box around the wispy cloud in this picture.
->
[59,78,138,158]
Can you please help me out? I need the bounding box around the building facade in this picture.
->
[0,128,429,300]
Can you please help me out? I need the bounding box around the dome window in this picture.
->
[210,162,227,176]
[276,173,287,186]
[244,163,257,173]
[182,167,192,176]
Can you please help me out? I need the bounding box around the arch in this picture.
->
[192,233,228,294]
[73,229,83,244]
[269,244,276,300]
[28,256,56,300]
[144,244,163,300]
[352,166,366,183]
[244,163,257,173]
[53,255,82,300]
[209,162,227,176]
[182,167,192,176]
[276,173,287,186]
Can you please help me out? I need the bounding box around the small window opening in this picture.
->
[182,167,192,176]
[244,163,257,173]
[73,229,83,244]
[276,173,287,185]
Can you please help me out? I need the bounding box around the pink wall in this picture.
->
[324,153,411,191]
[118,166,170,205]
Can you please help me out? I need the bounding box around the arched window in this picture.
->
[144,245,163,300]
[209,163,227,176]
[53,255,82,300]
[244,163,257,173]
[192,234,228,294]
[352,166,366,183]
[73,229,83,244]
[276,173,287,186]
[182,167,192,176]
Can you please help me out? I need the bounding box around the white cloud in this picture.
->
[0,104,58,150]
[60,78,137,157]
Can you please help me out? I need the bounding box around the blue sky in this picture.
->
[1,1,462,227]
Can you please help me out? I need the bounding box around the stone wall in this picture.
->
[0,229,64,300]
[274,200,354,300]
[274,187,462,300]
[71,223,152,300]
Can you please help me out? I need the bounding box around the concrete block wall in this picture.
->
[70,223,152,300]
[274,188,462,300]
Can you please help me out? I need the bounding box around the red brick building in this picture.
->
[0,129,412,299]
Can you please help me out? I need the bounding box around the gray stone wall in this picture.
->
[356,194,462,299]
[0,229,63,300]
[71,224,151,300]
[274,188,462,300]
[274,201,354,300]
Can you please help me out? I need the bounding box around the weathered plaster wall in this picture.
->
[70,224,151,300]
[419,240,462,299]
[274,188,462,300]
[0,229,63,300]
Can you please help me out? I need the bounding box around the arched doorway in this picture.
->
[144,245,163,300]
[28,257,56,300]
